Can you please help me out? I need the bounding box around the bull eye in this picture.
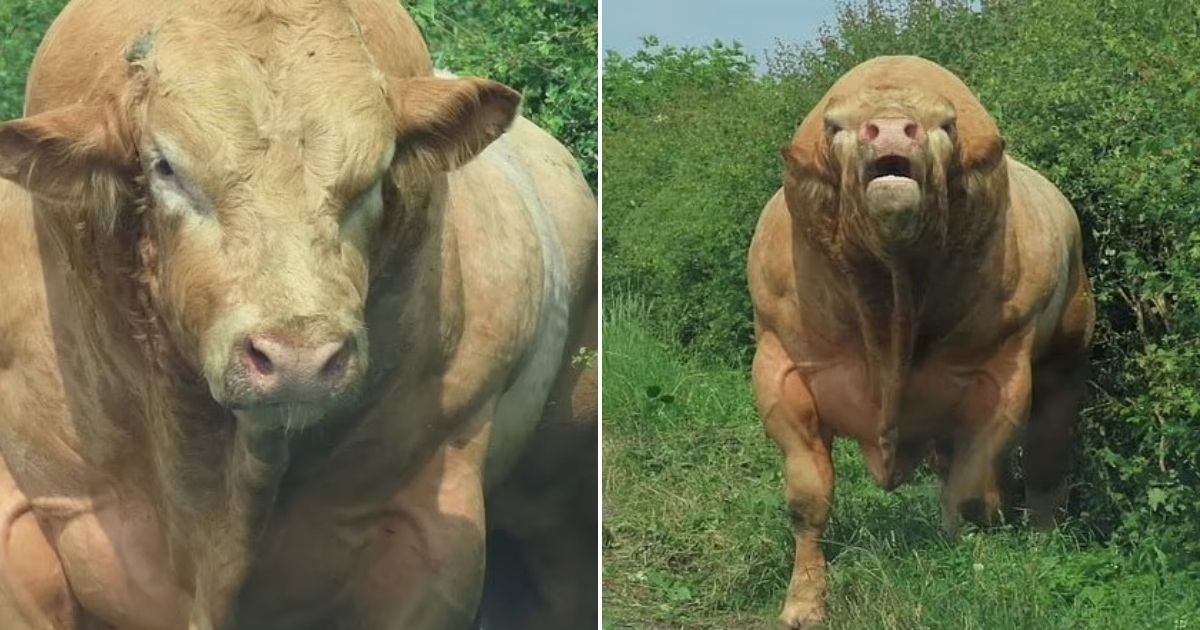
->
[941,121,957,137]
[153,158,175,178]
[145,155,212,217]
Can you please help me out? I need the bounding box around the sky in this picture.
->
[602,0,843,63]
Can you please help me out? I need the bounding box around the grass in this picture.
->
[602,297,1200,630]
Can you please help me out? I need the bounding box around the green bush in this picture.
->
[412,0,597,187]
[604,0,1200,568]
[0,0,67,120]
[0,1,597,187]
[603,40,795,363]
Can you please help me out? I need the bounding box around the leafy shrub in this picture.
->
[0,0,67,120]
[603,41,797,363]
[413,0,598,187]
[604,0,1200,567]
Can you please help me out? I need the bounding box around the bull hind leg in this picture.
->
[478,450,596,630]
[477,315,597,630]
[1022,353,1087,529]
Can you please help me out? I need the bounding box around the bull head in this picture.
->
[0,9,519,430]
[782,57,1007,261]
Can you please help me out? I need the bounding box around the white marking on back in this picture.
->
[1011,159,1075,351]
[481,133,571,486]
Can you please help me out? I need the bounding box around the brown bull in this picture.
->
[0,1,596,628]
[748,56,1094,628]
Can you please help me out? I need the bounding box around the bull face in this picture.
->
[782,67,1008,260]
[0,5,519,429]
[823,89,958,245]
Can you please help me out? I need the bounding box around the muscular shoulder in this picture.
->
[1001,158,1082,306]
[748,189,795,315]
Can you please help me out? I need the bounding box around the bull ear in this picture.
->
[388,77,520,173]
[0,103,135,204]
[781,138,835,187]
[780,143,802,171]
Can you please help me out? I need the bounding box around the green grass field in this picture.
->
[602,297,1200,630]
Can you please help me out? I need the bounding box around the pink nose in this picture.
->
[238,334,355,403]
[859,117,924,155]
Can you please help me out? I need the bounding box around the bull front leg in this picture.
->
[0,456,80,630]
[753,335,834,629]
[350,416,493,630]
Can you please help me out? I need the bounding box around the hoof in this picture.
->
[781,621,825,630]
[940,511,962,540]
[780,604,825,630]
[780,618,826,629]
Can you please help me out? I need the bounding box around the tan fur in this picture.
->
[749,56,1094,628]
[0,1,597,628]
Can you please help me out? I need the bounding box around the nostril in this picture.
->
[904,122,919,139]
[864,122,879,141]
[245,338,275,376]
[320,338,355,380]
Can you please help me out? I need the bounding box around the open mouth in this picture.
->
[863,152,922,220]
[869,155,914,181]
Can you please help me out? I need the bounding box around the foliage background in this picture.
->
[411,0,597,186]
[604,0,1200,626]
[0,0,597,186]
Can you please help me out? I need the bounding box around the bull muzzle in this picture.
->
[216,324,367,412]
[859,116,927,243]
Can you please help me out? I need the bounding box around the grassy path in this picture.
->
[602,300,1199,629]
